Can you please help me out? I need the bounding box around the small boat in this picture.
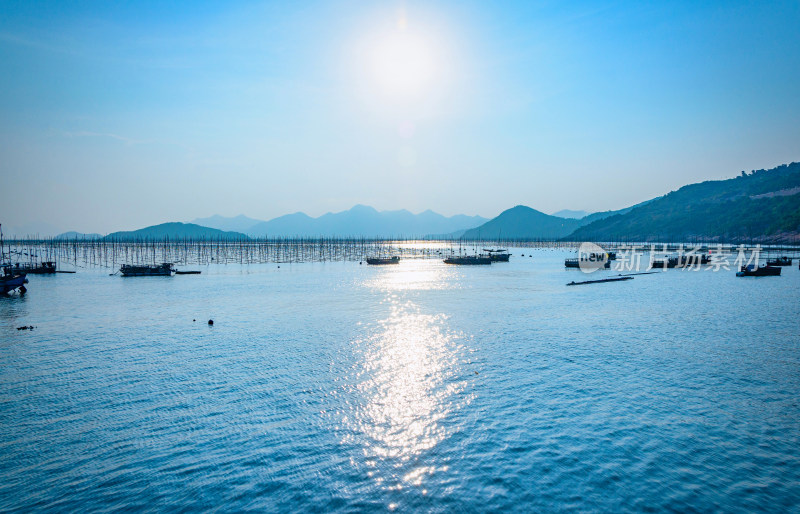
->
[366,256,400,265]
[174,270,202,275]
[444,255,492,265]
[736,264,781,277]
[1,266,28,295]
[650,257,679,269]
[565,258,610,269]
[766,256,792,266]
[10,261,57,274]
[120,263,175,276]
[482,249,511,262]
[0,225,28,294]
[677,255,710,267]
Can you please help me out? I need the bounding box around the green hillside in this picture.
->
[461,206,582,240]
[103,222,249,241]
[568,163,800,242]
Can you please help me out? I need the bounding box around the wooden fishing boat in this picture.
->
[444,255,492,265]
[0,224,28,294]
[677,255,711,267]
[119,263,175,276]
[766,256,792,266]
[1,266,28,294]
[482,249,511,262]
[366,256,400,265]
[736,264,781,277]
[650,257,679,268]
[565,258,610,269]
[10,261,57,274]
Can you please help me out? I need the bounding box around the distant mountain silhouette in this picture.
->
[244,205,488,237]
[568,162,800,242]
[461,206,583,240]
[103,222,248,241]
[552,209,589,219]
[190,214,264,234]
[54,231,102,240]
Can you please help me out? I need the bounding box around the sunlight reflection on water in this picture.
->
[345,260,472,493]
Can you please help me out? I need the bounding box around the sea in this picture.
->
[1,248,799,512]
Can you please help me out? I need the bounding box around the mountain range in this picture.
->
[190,205,488,238]
[46,162,800,242]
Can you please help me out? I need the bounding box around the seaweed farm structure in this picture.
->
[3,236,800,271]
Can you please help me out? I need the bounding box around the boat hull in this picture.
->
[1,274,28,294]
[444,257,492,265]
[11,262,57,274]
[766,258,792,266]
[120,264,174,276]
[736,265,781,277]
[366,257,400,265]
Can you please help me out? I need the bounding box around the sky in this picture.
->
[1,0,799,235]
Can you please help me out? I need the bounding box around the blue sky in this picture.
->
[1,0,799,234]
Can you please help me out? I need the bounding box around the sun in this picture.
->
[368,31,436,96]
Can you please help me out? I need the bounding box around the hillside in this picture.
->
[460,206,583,240]
[103,222,249,241]
[568,162,800,242]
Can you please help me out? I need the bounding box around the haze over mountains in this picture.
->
[191,205,488,238]
[36,162,800,242]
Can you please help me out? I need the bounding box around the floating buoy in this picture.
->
[193,319,196,322]
[208,319,214,326]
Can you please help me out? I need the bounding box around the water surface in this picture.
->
[1,249,799,511]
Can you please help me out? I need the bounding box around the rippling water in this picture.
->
[1,249,799,511]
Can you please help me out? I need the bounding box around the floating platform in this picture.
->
[567,276,633,286]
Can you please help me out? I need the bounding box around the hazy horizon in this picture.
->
[2,1,799,235]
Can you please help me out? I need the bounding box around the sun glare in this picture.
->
[369,31,437,96]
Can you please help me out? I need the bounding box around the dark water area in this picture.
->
[1,249,799,511]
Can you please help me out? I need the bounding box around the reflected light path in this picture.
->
[342,259,473,495]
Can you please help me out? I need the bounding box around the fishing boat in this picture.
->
[565,258,610,269]
[10,261,57,274]
[482,249,511,262]
[0,225,28,294]
[676,255,711,267]
[366,256,400,265]
[650,256,680,268]
[736,264,781,277]
[1,266,28,295]
[119,263,175,276]
[444,255,492,265]
[766,256,792,266]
